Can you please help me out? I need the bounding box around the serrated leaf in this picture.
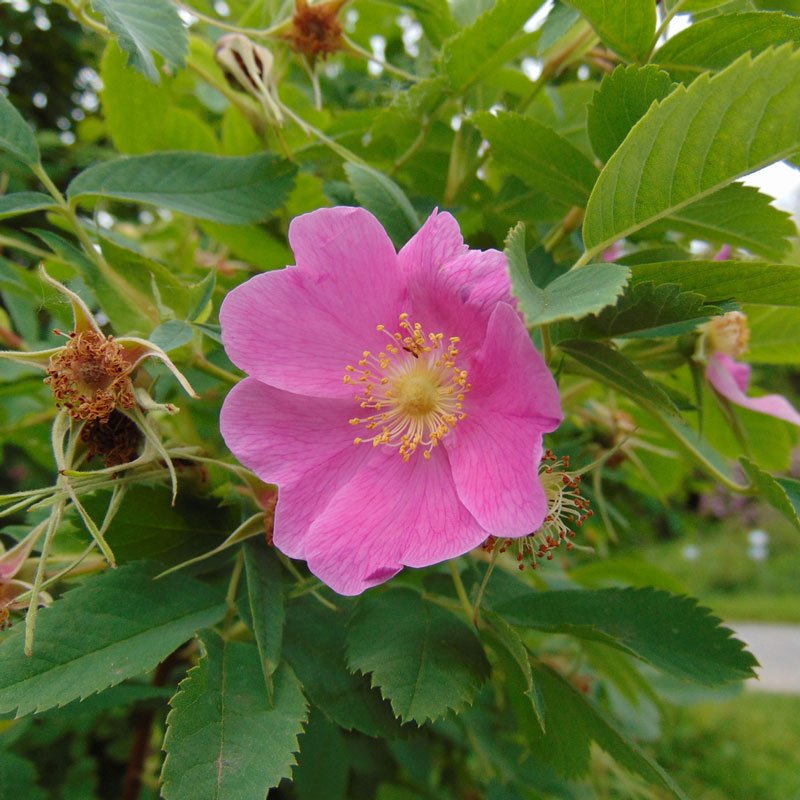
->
[346,588,490,724]
[240,540,286,702]
[480,610,545,733]
[292,711,349,800]
[528,663,688,798]
[638,183,796,261]
[563,0,657,61]
[0,92,39,167]
[441,0,546,93]
[582,46,800,258]
[380,0,458,46]
[90,0,187,83]
[560,281,718,340]
[739,457,800,531]
[344,164,419,249]
[475,112,598,206]
[161,633,308,800]
[495,588,758,685]
[558,339,680,417]
[588,65,675,162]
[0,562,226,716]
[506,225,630,325]
[282,596,401,737]
[0,193,54,219]
[654,11,800,82]
[629,260,800,307]
[67,153,296,224]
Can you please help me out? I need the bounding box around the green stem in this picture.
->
[193,355,240,385]
[0,234,55,261]
[540,325,553,364]
[275,550,339,611]
[648,0,689,60]
[342,36,420,83]
[448,560,474,623]
[472,540,502,625]
[280,103,368,166]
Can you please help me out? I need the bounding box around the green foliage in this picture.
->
[67,152,297,224]
[587,65,676,162]
[0,193,54,219]
[90,0,187,83]
[563,0,657,61]
[0,562,226,716]
[495,587,758,684]
[739,457,800,531]
[161,631,308,800]
[654,11,800,81]
[344,163,419,248]
[475,111,598,206]
[583,45,800,257]
[0,752,47,800]
[0,90,39,167]
[507,222,631,326]
[347,588,491,723]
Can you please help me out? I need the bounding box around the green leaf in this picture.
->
[739,457,800,531]
[162,632,308,800]
[100,43,217,154]
[587,65,675,162]
[0,192,54,219]
[638,183,796,261]
[558,339,680,417]
[744,305,800,363]
[559,281,719,340]
[240,540,287,702]
[506,224,631,325]
[0,562,226,716]
[381,0,458,46]
[0,752,46,800]
[346,588,490,724]
[474,111,598,206]
[562,0,657,61]
[528,663,688,798]
[67,153,297,224]
[629,260,800,307]
[495,588,758,685]
[480,610,545,733]
[292,711,350,800]
[0,92,39,167]
[282,596,400,737]
[90,0,188,83]
[149,319,194,352]
[441,0,546,93]
[583,46,800,257]
[344,163,419,248]
[654,11,800,82]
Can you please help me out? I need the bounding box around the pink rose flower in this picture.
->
[219,207,562,595]
[706,353,800,427]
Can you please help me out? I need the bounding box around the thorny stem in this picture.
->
[448,560,474,623]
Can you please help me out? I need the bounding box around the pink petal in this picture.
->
[220,377,355,485]
[445,303,561,534]
[397,209,467,283]
[220,207,405,398]
[399,210,512,353]
[707,354,800,427]
[303,447,485,595]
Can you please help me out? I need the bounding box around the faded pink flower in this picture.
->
[701,311,800,427]
[220,207,562,594]
[706,354,800,427]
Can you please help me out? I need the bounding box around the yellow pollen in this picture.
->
[343,313,470,461]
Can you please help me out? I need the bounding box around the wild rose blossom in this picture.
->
[220,207,562,595]
[701,311,800,427]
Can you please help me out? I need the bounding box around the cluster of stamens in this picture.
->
[344,313,470,461]
[45,330,136,423]
[482,451,592,569]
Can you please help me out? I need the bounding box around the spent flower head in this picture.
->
[220,207,563,595]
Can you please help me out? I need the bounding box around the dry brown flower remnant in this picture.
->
[284,0,348,61]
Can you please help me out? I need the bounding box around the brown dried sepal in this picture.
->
[81,410,142,467]
[45,330,136,423]
[285,0,347,60]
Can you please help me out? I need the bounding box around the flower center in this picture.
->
[707,311,750,358]
[344,313,470,461]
